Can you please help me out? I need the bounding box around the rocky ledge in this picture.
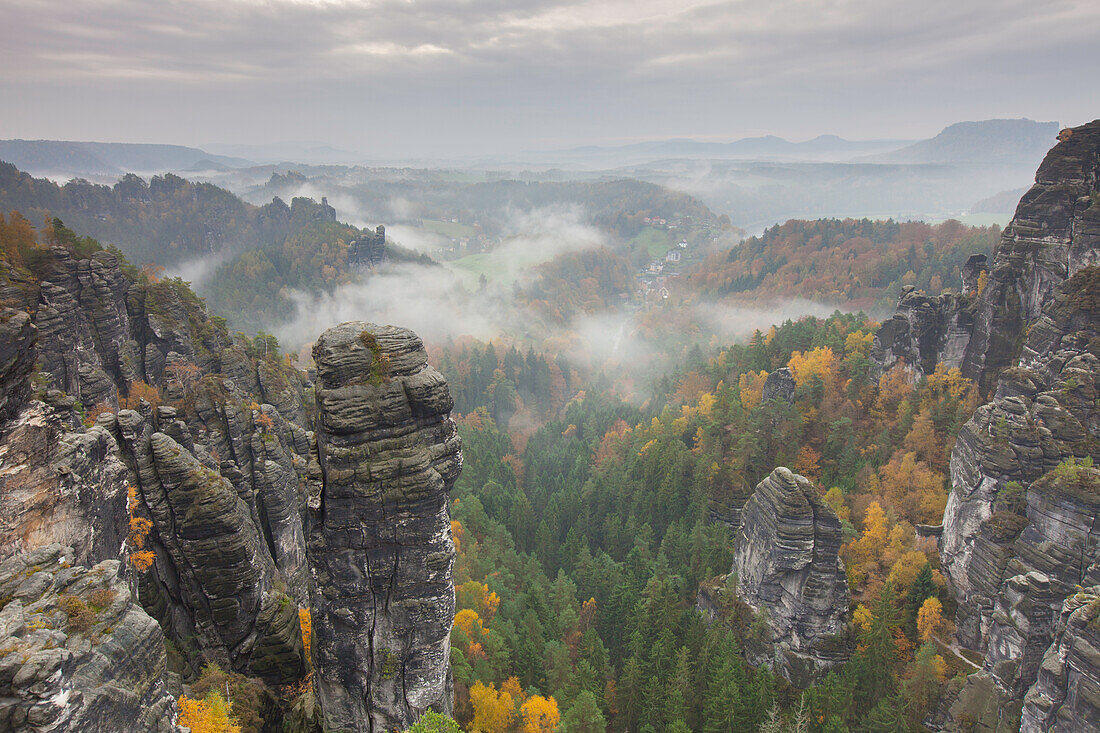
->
[307,322,461,733]
[0,544,177,732]
[730,467,850,687]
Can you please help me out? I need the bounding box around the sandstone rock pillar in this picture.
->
[307,322,461,733]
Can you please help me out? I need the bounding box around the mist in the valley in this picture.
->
[274,206,606,346]
[273,200,859,389]
[166,250,236,290]
[692,300,844,341]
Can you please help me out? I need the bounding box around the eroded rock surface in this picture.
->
[872,119,1100,390]
[942,268,1100,647]
[307,321,461,733]
[1020,587,1100,733]
[108,408,306,685]
[0,544,177,732]
[731,467,850,687]
[761,367,796,404]
[906,120,1100,732]
[0,244,316,702]
[0,401,132,565]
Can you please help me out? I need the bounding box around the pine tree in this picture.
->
[561,691,607,733]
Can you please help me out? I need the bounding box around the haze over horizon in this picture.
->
[2,0,1098,158]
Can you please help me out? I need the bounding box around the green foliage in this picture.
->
[445,305,977,732]
[560,691,606,733]
[380,649,399,680]
[993,480,1027,515]
[406,711,464,733]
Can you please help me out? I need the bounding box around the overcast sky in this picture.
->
[1,0,1097,157]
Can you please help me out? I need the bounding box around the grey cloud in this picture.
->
[1,0,1097,154]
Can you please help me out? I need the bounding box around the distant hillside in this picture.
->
[970,187,1030,214]
[684,217,1001,312]
[540,134,909,165]
[0,139,249,177]
[0,161,431,333]
[868,119,1059,164]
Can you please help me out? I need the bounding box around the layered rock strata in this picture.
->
[307,322,461,733]
[873,119,1100,390]
[730,467,850,687]
[0,544,177,732]
[108,407,306,684]
[0,243,313,683]
[0,400,132,566]
[942,268,1100,647]
[1020,587,1100,733]
[899,120,1100,731]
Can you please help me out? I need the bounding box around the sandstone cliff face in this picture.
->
[1020,587,1100,733]
[307,322,461,733]
[730,467,850,687]
[871,283,978,379]
[0,307,36,423]
[898,120,1100,732]
[872,119,1099,390]
[0,544,177,732]
[108,408,306,684]
[941,268,1099,649]
[0,245,311,688]
[0,400,132,565]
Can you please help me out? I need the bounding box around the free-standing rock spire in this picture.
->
[731,467,850,687]
[307,321,462,733]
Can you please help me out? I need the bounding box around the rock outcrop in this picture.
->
[0,401,132,566]
[1020,587,1100,733]
[0,544,177,732]
[896,120,1100,731]
[307,322,461,733]
[108,407,306,684]
[871,286,978,379]
[0,244,312,686]
[761,367,796,404]
[730,467,850,687]
[0,307,36,423]
[348,225,387,269]
[941,267,1100,650]
[872,119,1100,390]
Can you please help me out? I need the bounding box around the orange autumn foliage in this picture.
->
[451,520,464,554]
[299,608,312,667]
[469,681,516,733]
[177,692,241,733]
[454,608,488,640]
[917,597,946,642]
[520,695,560,733]
[83,402,114,428]
[878,451,946,524]
[120,380,162,410]
[787,346,837,388]
[457,581,500,623]
[501,676,526,704]
[738,370,768,412]
[126,485,155,573]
